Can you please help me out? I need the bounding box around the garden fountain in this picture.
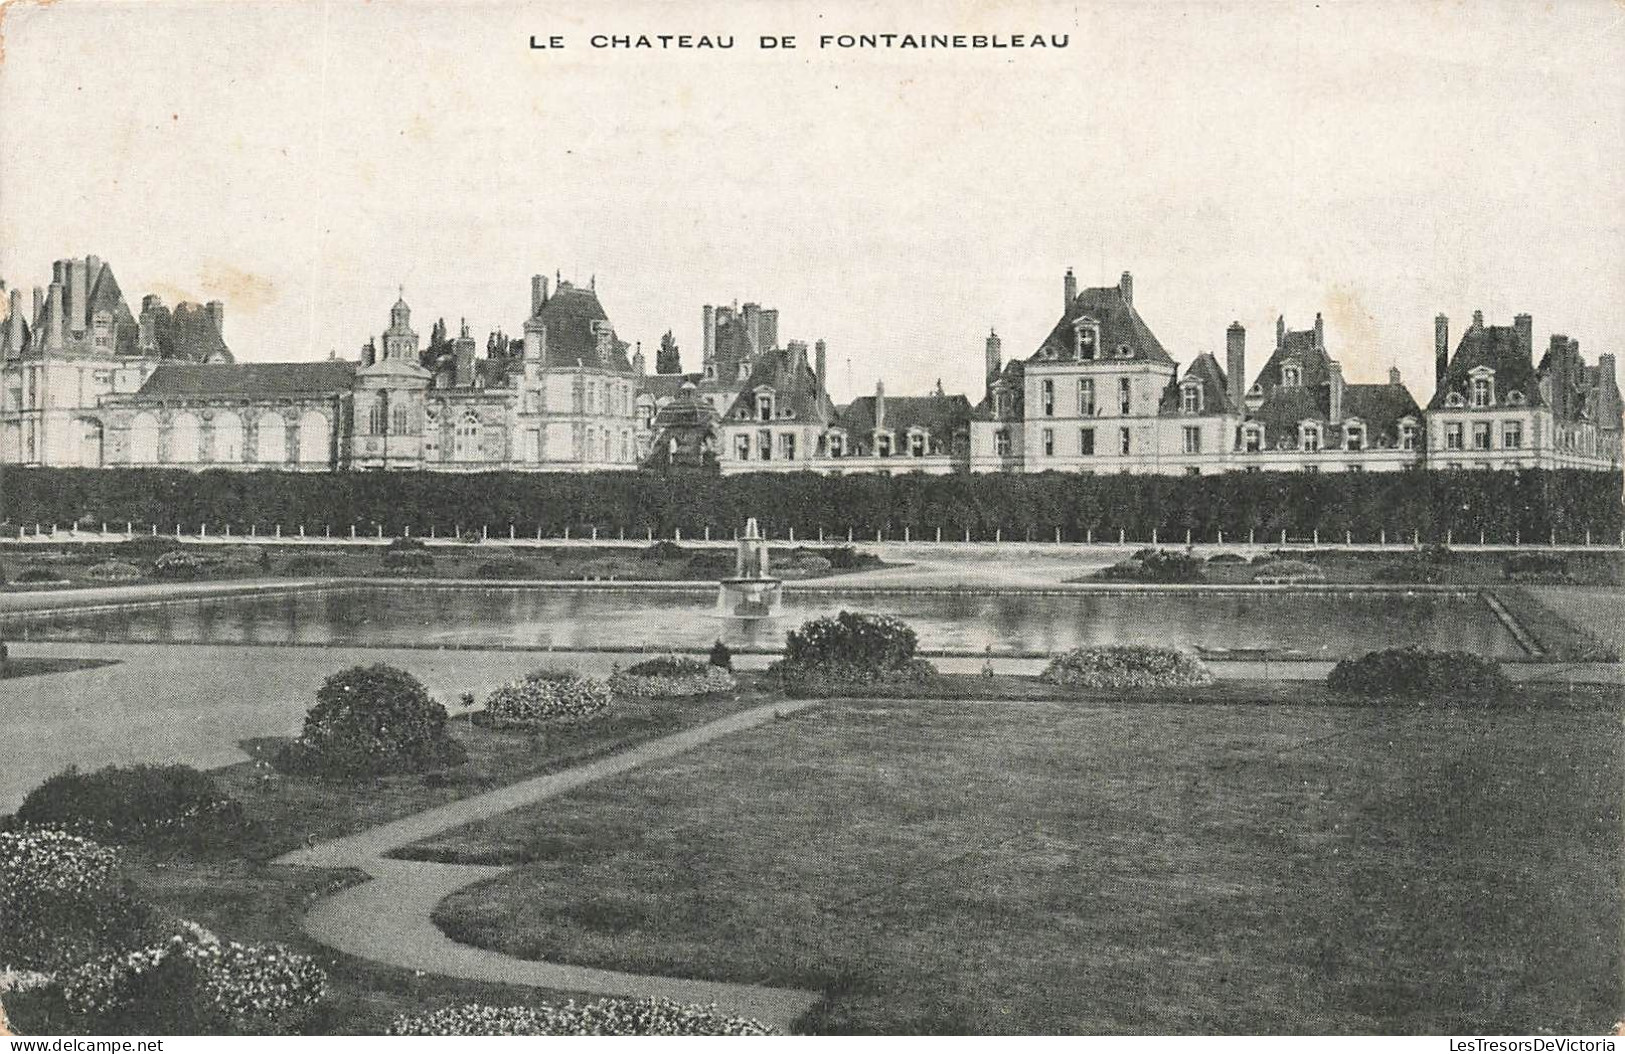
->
[716,518,783,619]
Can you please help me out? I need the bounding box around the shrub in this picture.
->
[1419,543,1456,564]
[708,639,733,671]
[611,657,736,699]
[771,657,936,695]
[0,830,157,972]
[82,560,144,582]
[274,664,466,778]
[386,535,427,552]
[386,998,772,1037]
[281,554,334,575]
[1205,552,1248,564]
[1251,559,1325,582]
[789,554,832,576]
[16,764,242,844]
[478,669,613,728]
[1097,550,1205,583]
[475,560,536,580]
[60,923,326,1035]
[151,550,207,581]
[382,549,435,572]
[821,546,864,570]
[1327,647,1511,699]
[1373,558,1447,584]
[642,540,687,561]
[785,611,918,670]
[14,567,66,584]
[1503,551,1570,581]
[1040,645,1213,689]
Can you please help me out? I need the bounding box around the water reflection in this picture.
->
[4,585,1526,658]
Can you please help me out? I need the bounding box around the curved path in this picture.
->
[274,700,822,1032]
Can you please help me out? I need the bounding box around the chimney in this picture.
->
[138,296,160,353]
[1275,315,1285,349]
[1063,267,1077,311]
[761,308,779,352]
[205,300,225,339]
[1435,313,1450,389]
[875,379,886,433]
[1472,309,1484,329]
[33,286,44,327]
[1389,365,1402,387]
[523,318,546,361]
[69,257,88,334]
[702,304,716,363]
[986,329,1002,398]
[594,324,612,363]
[6,288,22,353]
[743,303,761,357]
[453,334,476,387]
[1513,313,1532,361]
[361,338,377,367]
[1313,311,1324,351]
[1225,321,1245,408]
[1119,271,1133,308]
[1328,361,1344,422]
[46,282,64,349]
[632,341,646,375]
[86,255,102,287]
[815,339,828,394]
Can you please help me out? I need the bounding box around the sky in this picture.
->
[1,0,1621,402]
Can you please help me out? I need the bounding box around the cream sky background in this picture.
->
[1,0,1620,403]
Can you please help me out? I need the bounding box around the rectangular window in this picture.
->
[1181,387,1200,413]
[1042,428,1054,456]
[1472,422,1492,450]
[780,433,797,460]
[828,434,844,457]
[1041,379,1054,417]
[757,394,773,421]
[1302,429,1321,452]
[1078,379,1095,416]
[1446,422,1464,450]
[757,429,772,459]
[1345,428,1364,452]
[734,434,750,460]
[1244,428,1262,453]
[1182,426,1201,454]
[994,429,1011,456]
[1078,427,1095,456]
[1118,378,1132,415]
[1119,427,1131,456]
[1400,424,1417,450]
[1503,421,1523,449]
[909,433,926,457]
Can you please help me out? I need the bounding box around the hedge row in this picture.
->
[2,466,1619,541]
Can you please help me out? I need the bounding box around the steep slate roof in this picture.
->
[152,302,232,363]
[1158,353,1235,415]
[135,361,355,398]
[1427,321,1541,411]
[1252,323,1335,394]
[1030,282,1174,366]
[1340,383,1423,443]
[1247,381,1420,447]
[834,393,974,455]
[530,281,634,373]
[972,358,1026,421]
[1249,386,1328,444]
[720,347,837,424]
[87,264,142,357]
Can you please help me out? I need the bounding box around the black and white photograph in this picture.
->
[0,0,1620,1040]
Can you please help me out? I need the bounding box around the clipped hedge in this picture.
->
[0,830,157,972]
[1326,647,1511,699]
[275,664,466,778]
[16,764,242,845]
[478,669,613,728]
[1040,645,1214,689]
[386,998,771,1036]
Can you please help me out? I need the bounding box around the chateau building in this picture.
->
[2,254,1619,477]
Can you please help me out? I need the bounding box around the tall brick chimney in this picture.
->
[761,309,779,352]
[33,286,44,328]
[1434,313,1450,389]
[138,295,162,353]
[1119,271,1133,308]
[1225,321,1245,408]
[6,288,22,352]
[874,379,886,433]
[1063,268,1077,311]
[702,304,716,364]
[531,274,548,316]
[453,333,476,387]
[1389,366,1402,386]
[815,339,827,395]
[1327,361,1344,422]
[743,303,761,357]
[205,300,225,339]
[523,318,546,361]
[1276,314,1285,349]
[69,257,88,334]
[985,329,1002,398]
[46,281,64,349]
[1313,311,1324,351]
[1513,313,1532,361]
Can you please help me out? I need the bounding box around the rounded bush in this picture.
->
[386,998,772,1036]
[16,764,241,844]
[708,639,733,671]
[151,551,207,581]
[1327,647,1511,700]
[0,830,157,972]
[1097,550,1205,583]
[1205,552,1248,565]
[1040,645,1213,689]
[611,658,736,699]
[274,664,466,778]
[785,611,918,670]
[14,567,66,584]
[479,669,613,728]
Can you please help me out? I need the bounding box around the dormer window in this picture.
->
[1180,384,1202,414]
[827,431,845,457]
[756,391,774,421]
[875,433,893,457]
[1399,419,1418,450]
[1299,422,1321,452]
[1470,373,1494,408]
[1445,391,1466,408]
[1073,317,1099,360]
[908,431,928,457]
[1281,364,1301,388]
[1115,343,1132,359]
[1507,390,1526,406]
[1242,424,1263,452]
[1343,421,1365,451]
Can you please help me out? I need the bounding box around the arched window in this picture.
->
[454,410,480,461]
[256,412,287,463]
[368,396,388,435]
[390,404,409,436]
[299,411,329,464]
[214,412,243,463]
[169,412,200,463]
[130,413,160,464]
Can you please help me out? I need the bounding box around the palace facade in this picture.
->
[3,256,1619,476]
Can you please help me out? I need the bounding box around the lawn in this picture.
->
[420,688,1623,1034]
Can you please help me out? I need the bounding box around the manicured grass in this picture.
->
[1195,549,1623,588]
[1489,587,1620,662]
[423,688,1623,1034]
[0,656,119,679]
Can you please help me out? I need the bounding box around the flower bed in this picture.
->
[610,656,736,699]
[477,669,613,728]
[16,764,242,845]
[82,560,144,583]
[1251,559,1325,583]
[1327,647,1510,700]
[385,998,772,1036]
[1039,645,1213,689]
[0,830,156,972]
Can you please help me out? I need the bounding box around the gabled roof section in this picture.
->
[133,361,356,398]
[1249,386,1329,439]
[719,347,836,425]
[530,281,634,372]
[1030,281,1174,366]
[1158,353,1235,415]
[1427,320,1540,411]
[87,264,141,357]
[1253,322,1335,394]
[153,302,232,364]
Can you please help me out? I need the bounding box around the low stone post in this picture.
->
[350,524,356,539]
[996,528,1002,543]
[937,526,943,543]
[275,525,282,538]
[200,523,207,538]
[299,525,306,538]
[481,525,488,540]
[904,526,911,542]
[510,525,516,540]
